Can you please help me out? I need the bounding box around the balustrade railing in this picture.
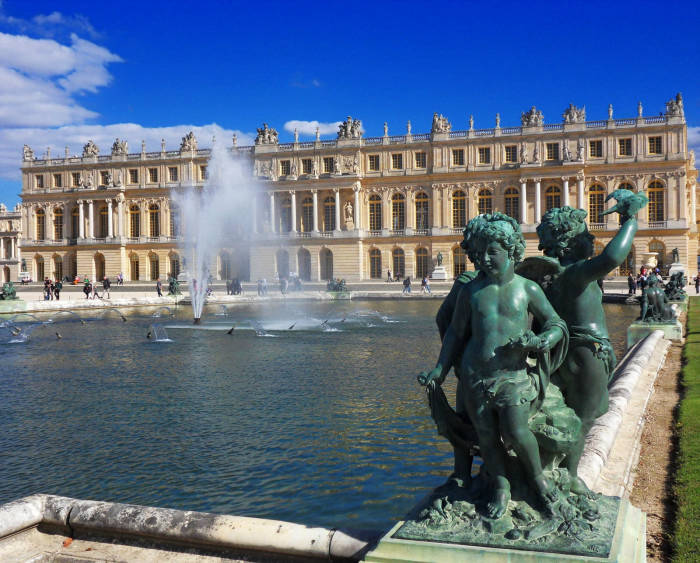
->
[543,124,563,131]
[367,230,382,237]
[363,137,382,145]
[389,135,406,144]
[645,116,666,124]
[586,120,607,128]
[501,127,522,135]
[412,133,430,141]
[449,130,468,138]
[615,119,636,126]
[648,221,667,229]
[588,223,606,231]
[414,228,429,236]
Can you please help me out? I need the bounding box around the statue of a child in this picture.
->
[419,213,567,519]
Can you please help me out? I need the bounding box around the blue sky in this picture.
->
[0,0,698,205]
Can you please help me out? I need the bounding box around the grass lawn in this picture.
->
[674,296,700,561]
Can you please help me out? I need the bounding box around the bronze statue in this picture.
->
[665,271,687,301]
[640,274,677,321]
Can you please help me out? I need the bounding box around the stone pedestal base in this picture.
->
[669,297,688,313]
[430,266,448,280]
[627,320,682,349]
[668,262,685,277]
[363,498,645,562]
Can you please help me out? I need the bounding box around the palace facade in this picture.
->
[18,95,698,283]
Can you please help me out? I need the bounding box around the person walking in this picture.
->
[83,279,91,299]
[54,279,62,300]
[695,274,700,295]
[92,281,101,299]
[387,269,392,282]
[402,276,411,294]
[627,273,636,295]
[421,276,431,294]
[102,276,111,299]
[156,278,163,297]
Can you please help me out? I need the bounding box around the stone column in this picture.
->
[0,238,5,260]
[78,200,85,239]
[334,189,341,231]
[519,179,527,224]
[47,206,54,241]
[107,199,113,238]
[562,177,570,207]
[691,180,697,225]
[269,193,276,233]
[290,191,297,233]
[87,200,94,238]
[577,176,585,210]
[354,185,360,229]
[11,238,16,259]
[312,190,319,232]
[534,179,541,223]
[117,197,124,237]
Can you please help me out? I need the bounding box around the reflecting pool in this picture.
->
[0,300,638,530]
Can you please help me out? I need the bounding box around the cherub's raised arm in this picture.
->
[573,217,637,287]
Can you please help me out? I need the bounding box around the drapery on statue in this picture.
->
[518,188,648,496]
[419,213,569,519]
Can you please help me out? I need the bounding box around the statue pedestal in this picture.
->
[627,319,682,349]
[668,262,685,277]
[430,266,448,280]
[669,296,688,313]
[364,497,646,562]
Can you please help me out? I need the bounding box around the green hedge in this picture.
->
[673,296,700,561]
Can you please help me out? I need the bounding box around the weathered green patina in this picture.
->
[665,271,687,301]
[640,273,678,322]
[0,281,17,300]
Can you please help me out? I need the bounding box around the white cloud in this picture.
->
[0,9,100,40]
[284,120,341,137]
[0,123,255,183]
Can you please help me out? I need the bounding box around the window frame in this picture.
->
[391,153,403,170]
[477,147,491,165]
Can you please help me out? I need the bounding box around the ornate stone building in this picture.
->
[0,203,22,282]
[18,95,698,283]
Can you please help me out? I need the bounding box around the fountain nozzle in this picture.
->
[193,318,201,325]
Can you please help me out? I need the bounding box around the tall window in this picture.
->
[301,197,313,232]
[391,153,403,169]
[588,185,606,224]
[170,255,181,278]
[618,182,635,192]
[148,168,158,183]
[72,172,81,187]
[452,149,465,166]
[323,157,334,173]
[369,195,382,230]
[452,190,466,228]
[589,140,603,158]
[320,248,333,280]
[478,147,491,164]
[648,181,665,222]
[280,198,292,232]
[545,186,561,211]
[414,152,426,168]
[53,174,62,188]
[200,165,208,180]
[280,160,291,176]
[149,204,160,236]
[477,189,493,215]
[416,247,429,279]
[546,143,560,161]
[369,249,382,279]
[302,159,312,174]
[648,136,662,154]
[100,171,110,185]
[392,248,405,278]
[504,187,520,221]
[453,246,466,277]
[415,192,429,230]
[35,175,44,189]
[392,193,405,230]
[168,167,178,182]
[129,169,138,184]
[99,206,108,237]
[71,207,79,238]
[618,138,632,156]
[53,256,63,281]
[323,196,335,231]
[129,205,140,237]
[130,255,139,280]
[54,208,63,239]
[35,256,44,280]
[504,145,517,163]
[150,255,159,280]
[35,209,45,240]
[170,206,180,236]
[368,155,380,171]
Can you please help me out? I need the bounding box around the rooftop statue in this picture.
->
[664,271,687,301]
[431,112,451,133]
[640,274,678,322]
[521,106,544,127]
[22,145,35,161]
[82,140,99,158]
[562,104,586,124]
[111,138,128,156]
[337,116,362,139]
[180,131,198,152]
[419,213,570,519]
[519,188,648,497]
[255,123,279,145]
[665,92,684,118]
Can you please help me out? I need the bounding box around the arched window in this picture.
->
[129,254,139,281]
[648,181,665,223]
[219,252,232,280]
[545,186,561,211]
[392,248,405,278]
[323,196,335,231]
[53,255,63,281]
[280,198,292,232]
[452,190,466,228]
[618,182,635,192]
[170,206,180,237]
[149,253,159,280]
[504,188,519,222]
[453,246,466,277]
[477,189,492,215]
[392,193,405,230]
[588,185,606,224]
[129,205,140,237]
[95,253,105,281]
[99,206,108,238]
[71,207,79,239]
[149,204,160,237]
[415,192,429,230]
[276,249,289,278]
[369,195,382,231]
[298,248,311,281]
[35,255,44,280]
[320,248,333,280]
[169,254,181,278]
[35,209,45,240]
[53,207,64,239]
[301,197,313,232]
[649,240,666,268]
[416,247,429,279]
[620,249,635,276]
[369,248,382,279]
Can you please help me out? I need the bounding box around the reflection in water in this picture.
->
[0,301,637,530]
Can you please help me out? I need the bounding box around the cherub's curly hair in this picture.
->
[537,206,593,260]
[462,212,525,266]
